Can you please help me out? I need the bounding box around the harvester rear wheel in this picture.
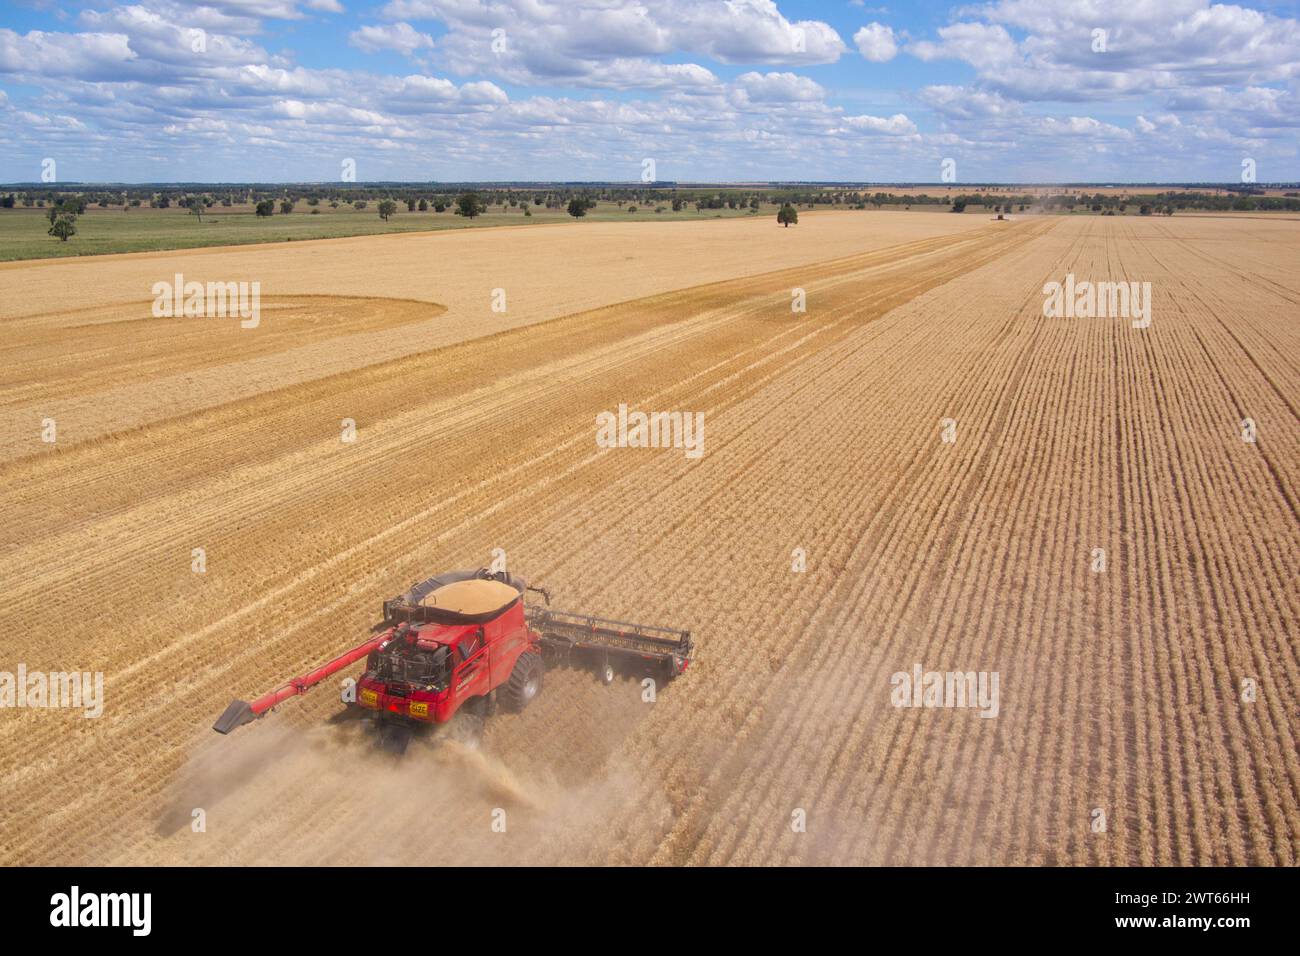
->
[505,651,543,712]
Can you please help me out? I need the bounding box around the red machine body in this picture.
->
[213,568,692,751]
[355,600,536,725]
[215,588,539,739]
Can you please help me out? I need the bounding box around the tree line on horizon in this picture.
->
[3,184,1298,223]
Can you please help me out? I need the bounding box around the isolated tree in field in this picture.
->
[354,200,367,210]
[255,199,275,217]
[280,199,295,215]
[950,199,967,213]
[567,198,589,218]
[184,196,204,221]
[456,193,485,218]
[406,198,416,212]
[378,199,397,221]
[48,215,77,242]
[418,198,428,211]
[777,203,798,227]
[46,197,82,225]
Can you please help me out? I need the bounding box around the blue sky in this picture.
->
[1,0,1296,183]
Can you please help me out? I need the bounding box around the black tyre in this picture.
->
[505,651,544,711]
[376,719,413,755]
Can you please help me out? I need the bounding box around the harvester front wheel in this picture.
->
[505,651,544,711]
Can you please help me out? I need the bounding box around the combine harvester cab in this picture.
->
[213,568,691,754]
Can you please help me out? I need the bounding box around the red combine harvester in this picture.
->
[212,568,692,753]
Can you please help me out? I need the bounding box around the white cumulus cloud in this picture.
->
[854,22,897,62]
[349,22,434,56]
[733,70,824,103]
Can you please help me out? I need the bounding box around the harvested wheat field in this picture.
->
[1,211,1297,866]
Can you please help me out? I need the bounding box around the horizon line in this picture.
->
[2,180,1295,189]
